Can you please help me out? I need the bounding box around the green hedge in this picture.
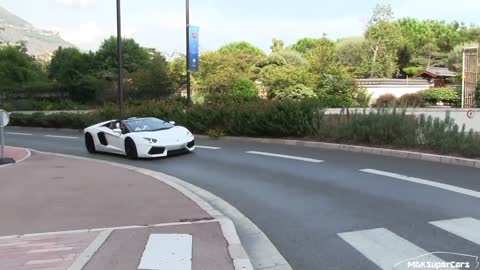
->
[9,99,480,158]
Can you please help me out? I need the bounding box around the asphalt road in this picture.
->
[4,127,480,270]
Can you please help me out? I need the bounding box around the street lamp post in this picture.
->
[185,0,191,103]
[116,0,124,114]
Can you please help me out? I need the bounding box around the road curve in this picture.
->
[4,127,480,270]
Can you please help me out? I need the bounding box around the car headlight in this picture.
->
[186,131,192,136]
[143,138,158,144]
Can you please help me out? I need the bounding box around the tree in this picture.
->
[218,41,265,56]
[275,50,306,66]
[289,38,321,54]
[259,64,315,98]
[273,84,317,101]
[194,50,263,92]
[0,44,47,87]
[168,55,187,91]
[131,53,174,99]
[270,39,285,53]
[229,79,258,98]
[49,47,95,84]
[364,4,402,78]
[307,37,337,77]
[95,36,150,74]
[335,37,370,77]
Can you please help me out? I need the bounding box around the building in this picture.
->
[415,67,457,88]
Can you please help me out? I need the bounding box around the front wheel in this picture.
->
[85,133,97,154]
[125,139,138,159]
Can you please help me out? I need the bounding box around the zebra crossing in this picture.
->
[338,217,480,270]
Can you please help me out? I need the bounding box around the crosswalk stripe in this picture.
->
[338,228,452,270]
[138,234,192,270]
[430,217,480,245]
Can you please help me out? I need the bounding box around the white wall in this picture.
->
[325,108,480,133]
[366,86,430,100]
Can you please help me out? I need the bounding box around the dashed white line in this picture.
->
[45,135,80,140]
[195,145,221,150]
[246,151,324,163]
[361,169,480,199]
[7,132,32,136]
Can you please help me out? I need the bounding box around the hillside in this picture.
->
[0,6,75,60]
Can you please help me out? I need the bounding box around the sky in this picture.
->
[0,0,479,55]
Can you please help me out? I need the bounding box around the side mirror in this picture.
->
[113,128,122,135]
[169,121,176,125]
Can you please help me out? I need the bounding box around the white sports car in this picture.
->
[83,117,195,159]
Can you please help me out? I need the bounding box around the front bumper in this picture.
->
[137,139,195,158]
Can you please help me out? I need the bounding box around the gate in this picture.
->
[462,44,479,108]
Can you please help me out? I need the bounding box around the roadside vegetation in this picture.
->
[2,4,480,158]
[10,97,480,158]
[0,4,479,110]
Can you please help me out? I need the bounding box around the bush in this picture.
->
[402,67,424,77]
[420,88,459,105]
[4,99,91,111]
[230,79,258,98]
[354,87,372,108]
[9,99,480,158]
[317,76,357,108]
[372,94,397,108]
[273,84,317,101]
[397,93,425,107]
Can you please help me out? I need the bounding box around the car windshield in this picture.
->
[123,118,174,132]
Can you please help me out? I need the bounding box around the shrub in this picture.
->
[420,88,459,105]
[273,84,317,101]
[207,128,226,138]
[354,87,372,108]
[402,66,424,77]
[9,99,480,158]
[397,93,425,107]
[3,99,91,111]
[230,79,258,98]
[372,94,397,108]
[316,76,357,108]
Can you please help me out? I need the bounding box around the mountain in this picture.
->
[0,6,75,61]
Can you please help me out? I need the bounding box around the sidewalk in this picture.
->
[0,148,236,270]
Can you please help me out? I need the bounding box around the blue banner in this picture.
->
[188,26,200,72]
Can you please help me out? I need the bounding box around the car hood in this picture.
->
[131,126,193,143]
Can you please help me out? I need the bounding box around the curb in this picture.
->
[196,135,480,169]
[0,146,31,168]
[26,149,255,270]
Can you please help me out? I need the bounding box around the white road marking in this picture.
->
[7,132,32,136]
[196,145,221,150]
[67,230,112,270]
[338,228,452,270]
[45,135,80,139]
[430,217,480,245]
[246,151,324,163]
[361,169,480,199]
[138,234,192,270]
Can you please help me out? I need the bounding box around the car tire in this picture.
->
[125,138,138,159]
[85,133,97,154]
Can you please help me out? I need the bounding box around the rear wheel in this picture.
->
[85,133,96,154]
[125,138,138,159]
